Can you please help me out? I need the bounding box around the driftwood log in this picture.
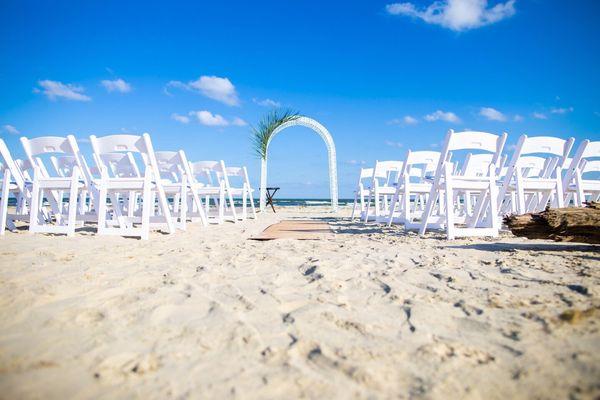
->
[504,202,600,244]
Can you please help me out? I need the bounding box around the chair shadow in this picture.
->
[447,242,600,255]
[303,216,418,237]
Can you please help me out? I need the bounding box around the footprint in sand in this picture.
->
[95,352,160,381]
[298,263,323,283]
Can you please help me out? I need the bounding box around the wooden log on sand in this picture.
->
[504,202,600,244]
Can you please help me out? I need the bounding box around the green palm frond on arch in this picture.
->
[251,109,300,160]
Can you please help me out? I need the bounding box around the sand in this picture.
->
[0,206,598,399]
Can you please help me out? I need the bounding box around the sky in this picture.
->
[1,0,599,199]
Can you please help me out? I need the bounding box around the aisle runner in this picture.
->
[251,220,333,240]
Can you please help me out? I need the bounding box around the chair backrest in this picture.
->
[515,156,555,178]
[0,138,27,190]
[565,140,600,182]
[90,134,158,179]
[50,155,79,178]
[372,160,404,185]
[215,164,253,190]
[20,135,84,179]
[97,152,140,178]
[402,150,440,179]
[154,151,183,182]
[155,149,196,185]
[436,130,507,179]
[582,159,600,175]
[356,167,374,188]
[461,153,494,177]
[190,161,220,186]
[506,135,574,181]
[519,136,573,158]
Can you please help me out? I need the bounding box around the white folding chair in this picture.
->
[189,161,228,224]
[50,153,100,219]
[90,133,175,239]
[363,160,404,222]
[215,161,257,221]
[350,167,373,221]
[498,135,574,215]
[0,139,31,234]
[387,151,440,226]
[155,150,209,229]
[563,140,600,206]
[417,130,507,239]
[20,135,86,236]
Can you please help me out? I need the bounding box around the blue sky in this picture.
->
[1,0,599,198]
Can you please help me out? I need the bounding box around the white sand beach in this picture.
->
[0,206,598,399]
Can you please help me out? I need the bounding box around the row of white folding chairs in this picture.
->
[351,130,599,239]
[0,134,257,239]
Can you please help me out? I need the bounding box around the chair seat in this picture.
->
[509,179,558,190]
[376,187,397,195]
[36,177,86,190]
[92,177,148,190]
[566,181,600,191]
[404,182,432,193]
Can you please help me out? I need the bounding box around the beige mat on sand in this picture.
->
[250,220,333,240]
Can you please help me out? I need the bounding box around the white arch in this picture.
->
[259,116,338,211]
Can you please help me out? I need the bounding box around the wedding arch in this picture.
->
[254,114,338,211]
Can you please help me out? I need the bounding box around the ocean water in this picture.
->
[255,198,354,207]
[6,197,355,207]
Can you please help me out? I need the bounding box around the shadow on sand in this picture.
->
[447,242,600,255]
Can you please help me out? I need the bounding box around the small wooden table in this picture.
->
[264,187,280,213]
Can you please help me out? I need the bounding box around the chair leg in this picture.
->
[179,180,187,231]
[488,174,500,235]
[419,187,438,236]
[351,191,358,221]
[242,185,248,221]
[29,174,41,234]
[141,173,151,240]
[515,174,526,214]
[154,178,175,234]
[97,187,108,234]
[249,190,257,219]
[387,188,399,226]
[0,169,10,235]
[218,189,225,223]
[227,187,237,223]
[444,164,455,240]
[66,173,79,237]
[364,188,373,223]
[555,170,564,208]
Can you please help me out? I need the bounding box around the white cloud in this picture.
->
[189,110,229,126]
[388,115,419,125]
[2,124,19,135]
[403,115,419,125]
[190,76,239,106]
[385,140,403,148]
[167,75,239,106]
[231,117,248,126]
[346,160,367,166]
[424,110,460,123]
[386,0,516,31]
[253,98,281,108]
[550,106,574,115]
[479,107,506,121]
[36,80,91,101]
[101,78,132,93]
[171,113,190,124]
[513,114,524,122]
[185,111,247,128]
[532,112,547,120]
